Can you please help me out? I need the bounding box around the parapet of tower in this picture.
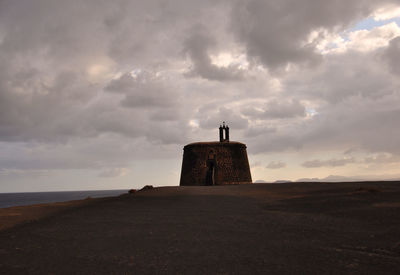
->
[179,122,252,186]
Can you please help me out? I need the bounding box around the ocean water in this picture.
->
[0,190,128,208]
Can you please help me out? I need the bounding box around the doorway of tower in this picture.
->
[206,150,216,186]
[205,160,215,186]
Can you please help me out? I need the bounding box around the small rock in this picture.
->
[139,185,154,191]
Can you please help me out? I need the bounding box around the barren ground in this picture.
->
[0,182,400,274]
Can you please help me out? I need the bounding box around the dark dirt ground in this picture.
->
[0,182,399,274]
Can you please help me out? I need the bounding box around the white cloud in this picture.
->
[373,5,400,21]
[316,22,400,54]
[341,22,400,52]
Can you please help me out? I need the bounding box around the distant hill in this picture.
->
[297,174,400,182]
[254,180,292,184]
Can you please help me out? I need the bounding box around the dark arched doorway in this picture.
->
[205,161,215,186]
[205,150,216,186]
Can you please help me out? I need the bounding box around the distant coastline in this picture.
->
[0,189,127,208]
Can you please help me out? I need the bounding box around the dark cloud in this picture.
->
[106,71,178,109]
[248,96,400,156]
[266,161,286,169]
[383,36,400,74]
[286,52,397,103]
[150,109,181,122]
[230,0,395,71]
[183,25,245,81]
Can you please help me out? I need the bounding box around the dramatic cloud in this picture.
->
[229,0,394,71]
[1,0,400,191]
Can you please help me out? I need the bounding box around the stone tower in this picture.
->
[179,122,252,186]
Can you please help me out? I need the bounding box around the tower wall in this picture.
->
[179,141,252,186]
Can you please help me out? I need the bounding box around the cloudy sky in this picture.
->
[1,0,400,192]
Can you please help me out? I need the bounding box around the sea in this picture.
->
[0,189,128,208]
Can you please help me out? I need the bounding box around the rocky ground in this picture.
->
[0,182,400,274]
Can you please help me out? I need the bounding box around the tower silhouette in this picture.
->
[180,123,252,186]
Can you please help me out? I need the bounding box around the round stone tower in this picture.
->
[179,123,252,186]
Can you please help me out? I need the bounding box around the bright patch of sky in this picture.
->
[352,4,400,31]
[351,17,400,31]
[316,11,400,54]
[210,52,249,69]
[305,108,317,117]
